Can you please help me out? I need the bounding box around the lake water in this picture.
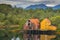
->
[10,34,60,40]
[11,37,20,40]
[0,32,60,40]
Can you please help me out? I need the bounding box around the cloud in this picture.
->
[0,0,60,8]
[0,1,21,5]
[6,0,60,4]
[1,0,60,4]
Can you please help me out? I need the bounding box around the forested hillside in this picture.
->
[0,4,60,31]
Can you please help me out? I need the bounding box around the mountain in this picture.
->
[26,4,47,10]
[15,4,60,10]
[53,5,60,10]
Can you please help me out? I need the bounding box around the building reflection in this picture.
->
[40,35,56,40]
[23,34,56,40]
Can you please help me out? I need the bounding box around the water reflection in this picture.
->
[23,34,56,40]
[0,34,60,40]
[11,37,20,40]
[40,35,56,40]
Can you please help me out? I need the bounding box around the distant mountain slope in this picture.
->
[53,5,60,10]
[26,4,47,10]
[0,4,12,13]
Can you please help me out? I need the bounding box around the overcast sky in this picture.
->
[0,0,60,8]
